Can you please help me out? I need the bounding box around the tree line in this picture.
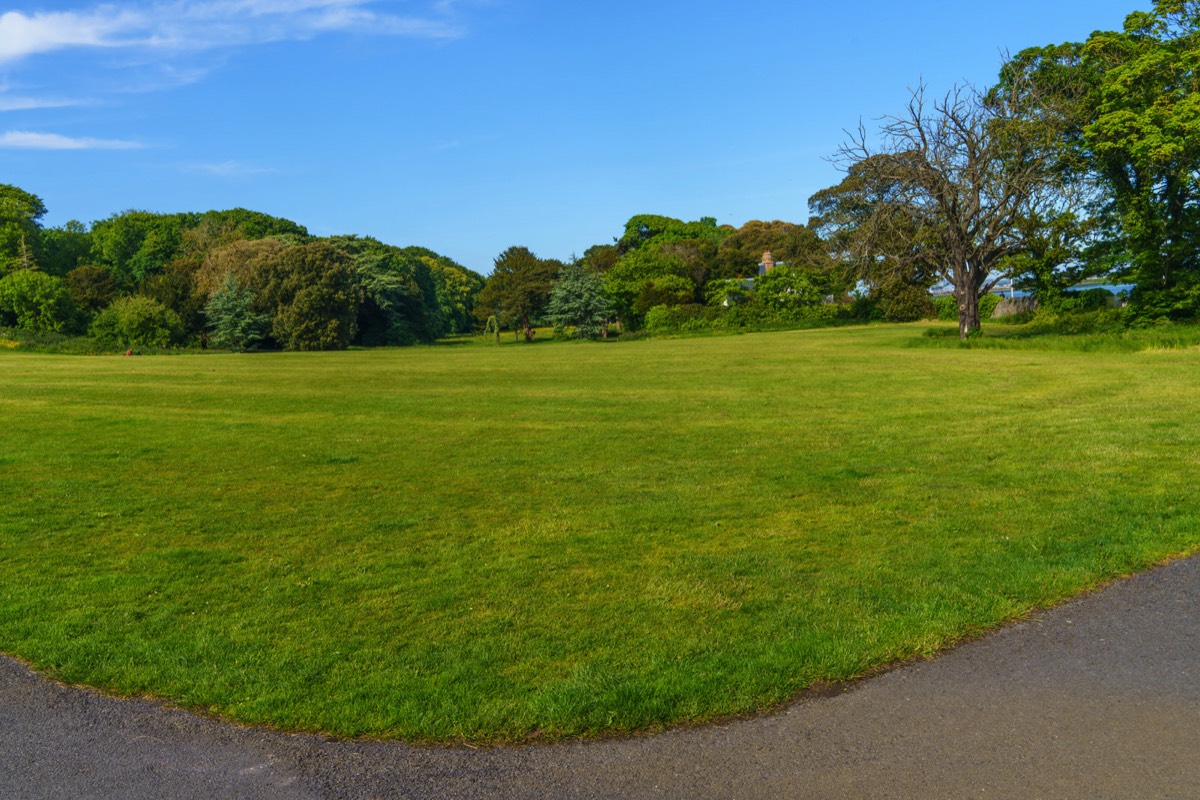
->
[0,192,485,350]
[3,1,1196,348]
[476,0,1200,342]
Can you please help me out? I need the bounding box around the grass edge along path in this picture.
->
[1,324,1198,743]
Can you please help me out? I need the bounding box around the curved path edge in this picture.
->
[4,554,1200,799]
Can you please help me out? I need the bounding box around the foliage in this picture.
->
[139,259,207,338]
[714,220,844,293]
[205,273,270,352]
[0,184,47,273]
[872,277,936,322]
[704,277,750,307]
[475,246,561,342]
[999,211,1098,308]
[329,237,438,346]
[726,299,844,329]
[1002,1,1200,321]
[89,211,193,289]
[547,261,611,338]
[602,215,733,327]
[752,265,823,312]
[402,246,486,336]
[0,325,106,354]
[249,241,361,351]
[813,80,1073,338]
[65,265,119,317]
[931,293,1001,322]
[90,295,184,349]
[643,303,725,334]
[38,220,92,277]
[0,269,78,333]
[195,238,291,297]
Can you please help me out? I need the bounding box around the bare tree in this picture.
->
[815,82,1067,338]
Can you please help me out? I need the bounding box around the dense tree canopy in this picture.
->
[1002,0,1200,319]
[7,2,1194,355]
[0,184,483,351]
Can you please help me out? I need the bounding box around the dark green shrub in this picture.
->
[875,281,934,322]
[644,304,723,334]
[1075,287,1115,311]
[932,296,956,321]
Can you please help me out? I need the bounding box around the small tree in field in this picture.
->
[206,272,269,351]
[547,262,611,338]
[474,246,561,342]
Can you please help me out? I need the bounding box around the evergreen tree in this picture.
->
[205,272,269,351]
[547,262,611,339]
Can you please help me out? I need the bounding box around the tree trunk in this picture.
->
[958,289,981,339]
[521,315,535,343]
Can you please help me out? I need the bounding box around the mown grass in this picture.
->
[2,324,1198,742]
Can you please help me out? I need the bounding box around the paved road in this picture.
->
[3,555,1199,799]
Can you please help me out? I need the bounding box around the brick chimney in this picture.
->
[761,250,775,273]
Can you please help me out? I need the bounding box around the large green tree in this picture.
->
[0,184,47,273]
[1003,1,1200,318]
[475,246,561,342]
[249,241,361,351]
[89,211,195,289]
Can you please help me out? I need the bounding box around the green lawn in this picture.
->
[1,324,1198,742]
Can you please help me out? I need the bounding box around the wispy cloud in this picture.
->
[0,8,148,62]
[0,1,464,64]
[184,159,279,176]
[0,130,143,149]
[0,96,90,111]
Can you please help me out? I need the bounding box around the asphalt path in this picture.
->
[3,554,1199,799]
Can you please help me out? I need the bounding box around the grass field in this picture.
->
[1,324,1198,742]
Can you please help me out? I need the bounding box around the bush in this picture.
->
[979,293,1001,318]
[932,296,956,321]
[875,282,934,322]
[0,270,78,333]
[1075,287,1115,311]
[644,304,723,334]
[723,300,845,330]
[930,293,1001,321]
[1024,307,1125,335]
[0,325,104,354]
[90,296,184,349]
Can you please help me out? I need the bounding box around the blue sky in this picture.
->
[1,1,1146,273]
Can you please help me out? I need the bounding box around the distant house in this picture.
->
[719,251,781,306]
[756,250,777,276]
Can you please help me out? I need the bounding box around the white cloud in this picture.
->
[0,96,89,111]
[0,1,464,63]
[0,130,143,149]
[0,9,148,62]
